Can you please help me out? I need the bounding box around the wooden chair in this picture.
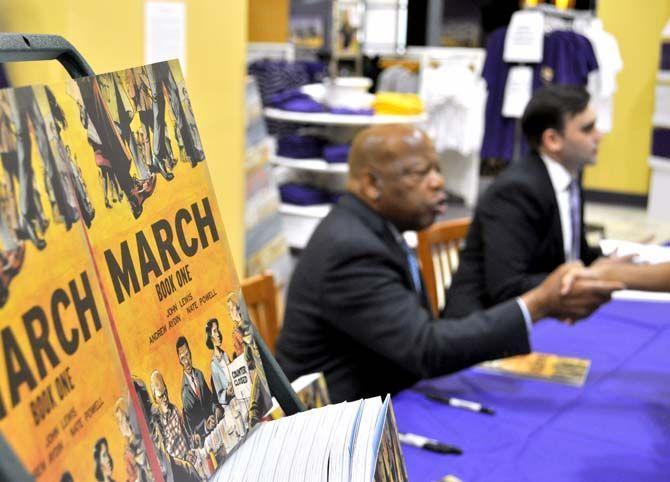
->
[241,271,280,353]
[416,217,471,317]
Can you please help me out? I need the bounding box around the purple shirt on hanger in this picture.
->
[480,27,599,163]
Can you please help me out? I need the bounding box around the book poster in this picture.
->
[0,86,158,480]
[1,61,273,481]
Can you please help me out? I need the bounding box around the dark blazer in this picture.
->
[180,367,215,439]
[445,152,602,318]
[276,193,530,403]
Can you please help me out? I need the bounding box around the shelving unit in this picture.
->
[271,155,348,174]
[264,107,426,125]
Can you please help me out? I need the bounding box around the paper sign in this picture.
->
[504,11,544,63]
[145,2,187,75]
[502,65,533,118]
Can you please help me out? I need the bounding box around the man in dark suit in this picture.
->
[276,124,623,403]
[446,85,604,318]
[176,336,216,441]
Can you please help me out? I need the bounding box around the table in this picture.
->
[393,300,670,482]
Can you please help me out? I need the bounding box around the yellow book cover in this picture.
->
[374,399,408,482]
[1,60,274,481]
[0,85,160,481]
[59,61,272,479]
[266,372,331,420]
[476,351,591,386]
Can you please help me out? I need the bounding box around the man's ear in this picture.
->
[361,170,382,202]
[541,128,563,153]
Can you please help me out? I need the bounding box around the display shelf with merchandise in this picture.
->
[271,155,349,174]
[264,107,427,125]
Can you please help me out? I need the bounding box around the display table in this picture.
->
[393,299,670,482]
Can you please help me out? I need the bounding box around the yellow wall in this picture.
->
[584,0,670,195]
[248,0,289,42]
[0,0,248,273]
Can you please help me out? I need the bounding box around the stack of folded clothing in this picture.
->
[268,89,326,113]
[372,92,424,115]
[279,183,333,205]
[277,135,325,159]
[248,59,326,106]
[322,144,350,164]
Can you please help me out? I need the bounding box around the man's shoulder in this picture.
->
[480,157,547,206]
[308,201,387,253]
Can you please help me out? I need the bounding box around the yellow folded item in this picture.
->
[372,92,424,115]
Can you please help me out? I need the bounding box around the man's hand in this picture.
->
[561,251,635,296]
[521,262,625,323]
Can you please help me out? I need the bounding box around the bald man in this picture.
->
[276,125,623,403]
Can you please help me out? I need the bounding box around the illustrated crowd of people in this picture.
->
[72,62,205,220]
[81,292,271,482]
[0,62,205,307]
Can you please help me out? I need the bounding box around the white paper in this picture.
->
[145,2,187,75]
[662,19,670,37]
[612,290,670,301]
[504,11,544,63]
[599,239,670,264]
[502,66,533,118]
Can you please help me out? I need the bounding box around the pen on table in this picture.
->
[398,432,463,455]
[421,392,495,415]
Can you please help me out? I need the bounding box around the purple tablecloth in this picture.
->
[393,300,670,482]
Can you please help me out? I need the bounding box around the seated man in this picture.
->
[276,124,623,403]
[446,85,603,317]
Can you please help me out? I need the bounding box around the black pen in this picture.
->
[422,392,495,415]
[399,432,463,455]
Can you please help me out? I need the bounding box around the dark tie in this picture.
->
[569,180,581,261]
[400,238,423,295]
[191,373,201,400]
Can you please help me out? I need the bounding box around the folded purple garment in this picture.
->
[268,89,326,113]
[323,144,350,164]
[277,135,325,159]
[652,128,670,159]
[279,183,332,206]
[329,107,374,116]
[661,42,670,71]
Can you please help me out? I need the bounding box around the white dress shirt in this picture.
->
[541,153,578,262]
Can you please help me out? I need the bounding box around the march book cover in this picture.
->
[0,61,272,481]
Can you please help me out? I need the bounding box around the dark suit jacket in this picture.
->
[445,152,602,318]
[276,193,531,403]
[181,367,214,438]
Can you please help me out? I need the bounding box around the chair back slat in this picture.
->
[417,218,471,316]
[241,271,280,353]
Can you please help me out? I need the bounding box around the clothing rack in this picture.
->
[508,5,597,161]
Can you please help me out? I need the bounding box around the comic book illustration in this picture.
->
[57,61,272,478]
[476,352,591,386]
[1,60,274,481]
[0,85,159,481]
[266,372,331,420]
[374,400,408,482]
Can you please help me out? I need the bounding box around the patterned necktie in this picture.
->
[569,180,581,261]
[400,238,423,295]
